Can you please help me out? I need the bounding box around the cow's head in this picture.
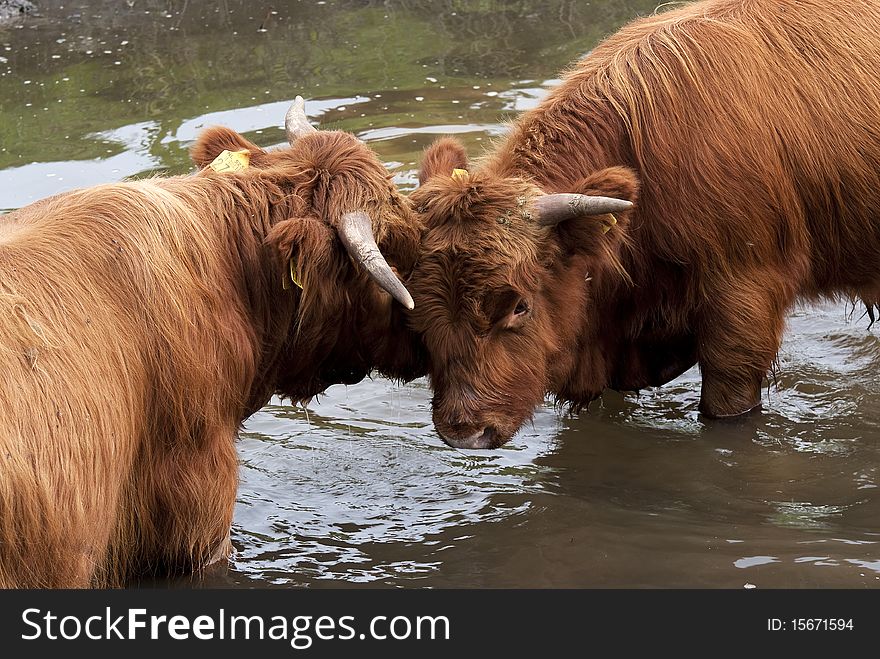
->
[190,98,424,400]
[407,137,637,448]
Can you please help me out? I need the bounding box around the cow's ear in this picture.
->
[419,137,469,185]
[375,210,423,281]
[190,127,268,169]
[265,217,341,295]
[575,166,639,205]
[552,166,639,260]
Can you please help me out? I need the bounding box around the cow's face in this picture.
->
[408,138,637,448]
[189,99,425,398]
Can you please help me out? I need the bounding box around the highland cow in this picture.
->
[407,0,880,447]
[0,98,420,587]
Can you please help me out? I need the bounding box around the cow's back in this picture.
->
[503,0,880,301]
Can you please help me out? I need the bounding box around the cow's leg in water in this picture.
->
[696,273,792,419]
[144,426,239,578]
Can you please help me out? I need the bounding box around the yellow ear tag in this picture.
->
[286,257,303,290]
[602,213,618,234]
[451,168,469,182]
[208,149,251,173]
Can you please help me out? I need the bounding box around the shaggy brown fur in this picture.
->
[408,0,880,447]
[0,124,420,587]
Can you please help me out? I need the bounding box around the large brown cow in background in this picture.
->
[407,0,880,448]
[0,98,421,587]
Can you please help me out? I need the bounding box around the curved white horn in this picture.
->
[338,211,415,310]
[285,95,317,143]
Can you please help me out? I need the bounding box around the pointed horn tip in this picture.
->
[385,282,415,310]
[287,96,305,116]
[592,196,634,212]
[285,95,317,141]
[383,273,415,310]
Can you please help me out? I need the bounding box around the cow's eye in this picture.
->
[513,300,530,316]
[485,288,530,330]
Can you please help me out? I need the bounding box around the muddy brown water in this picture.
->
[1,0,878,589]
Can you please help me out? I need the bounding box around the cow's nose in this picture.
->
[440,426,498,449]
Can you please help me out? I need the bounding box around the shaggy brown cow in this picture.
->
[407,0,880,448]
[0,98,420,587]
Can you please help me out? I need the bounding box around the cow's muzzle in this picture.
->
[439,426,501,450]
